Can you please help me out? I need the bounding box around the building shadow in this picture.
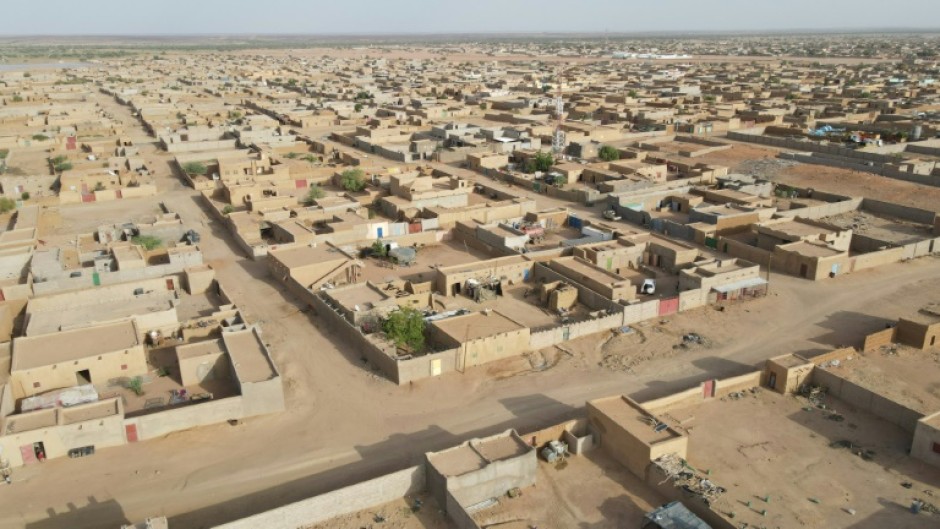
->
[629,355,758,403]
[811,310,893,349]
[25,497,130,529]
[170,395,582,528]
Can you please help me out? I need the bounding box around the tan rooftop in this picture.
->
[431,310,525,342]
[12,320,140,371]
[223,328,277,383]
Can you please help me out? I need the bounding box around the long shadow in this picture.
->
[168,394,582,529]
[629,355,758,403]
[845,497,935,529]
[811,310,893,349]
[25,497,129,529]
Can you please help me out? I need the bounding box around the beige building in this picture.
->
[10,320,147,399]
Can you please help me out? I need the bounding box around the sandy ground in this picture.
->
[834,345,940,414]
[472,451,664,529]
[662,389,939,529]
[4,100,940,529]
[699,141,940,211]
[304,491,448,529]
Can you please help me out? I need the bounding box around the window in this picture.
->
[121,364,128,370]
[33,382,40,388]
[934,442,940,455]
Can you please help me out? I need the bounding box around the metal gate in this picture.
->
[658,297,679,316]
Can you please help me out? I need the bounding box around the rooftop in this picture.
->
[431,310,526,343]
[12,320,140,371]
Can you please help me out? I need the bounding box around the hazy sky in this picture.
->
[3,0,939,35]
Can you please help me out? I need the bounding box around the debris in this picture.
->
[507,487,522,498]
[844,508,856,515]
[902,482,914,489]
[809,497,820,504]
[654,454,726,504]
[829,440,876,461]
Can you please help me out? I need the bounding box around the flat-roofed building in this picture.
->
[10,320,147,399]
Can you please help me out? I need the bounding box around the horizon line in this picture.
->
[2,27,940,39]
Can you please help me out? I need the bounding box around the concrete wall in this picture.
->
[862,327,896,352]
[911,413,940,469]
[129,396,245,441]
[811,368,925,434]
[212,466,427,529]
[446,451,537,508]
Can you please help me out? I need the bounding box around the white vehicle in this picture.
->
[641,279,656,295]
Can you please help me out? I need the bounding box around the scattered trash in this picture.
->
[826,413,845,422]
[654,454,726,504]
[809,497,820,504]
[507,487,522,498]
[829,440,876,461]
[902,482,914,489]
[844,508,857,515]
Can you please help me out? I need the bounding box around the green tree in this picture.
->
[598,145,620,161]
[304,184,325,204]
[182,161,207,175]
[340,168,367,192]
[11,95,23,103]
[21,191,30,201]
[354,102,364,112]
[524,152,554,173]
[382,306,426,352]
[285,152,299,159]
[222,205,234,215]
[32,134,49,141]
[627,89,638,98]
[371,238,388,258]
[0,197,15,213]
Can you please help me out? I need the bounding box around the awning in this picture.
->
[712,277,768,293]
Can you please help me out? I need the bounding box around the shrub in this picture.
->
[354,102,363,113]
[305,184,325,204]
[32,134,49,142]
[340,168,366,192]
[221,205,234,215]
[21,192,29,201]
[127,376,144,396]
[371,238,388,258]
[0,149,8,160]
[598,145,620,162]
[182,161,207,175]
[285,152,299,159]
[0,197,15,213]
[132,235,163,250]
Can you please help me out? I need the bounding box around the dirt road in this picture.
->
[5,98,940,528]
[4,175,940,529]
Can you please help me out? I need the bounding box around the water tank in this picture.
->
[912,125,923,141]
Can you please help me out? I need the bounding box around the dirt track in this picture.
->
[4,99,940,529]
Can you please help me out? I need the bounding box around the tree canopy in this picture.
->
[382,306,426,352]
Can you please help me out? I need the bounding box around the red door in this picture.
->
[20,445,37,465]
[66,137,77,150]
[658,297,679,316]
[295,179,307,189]
[125,424,138,442]
[703,379,716,398]
[166,279,174,290]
